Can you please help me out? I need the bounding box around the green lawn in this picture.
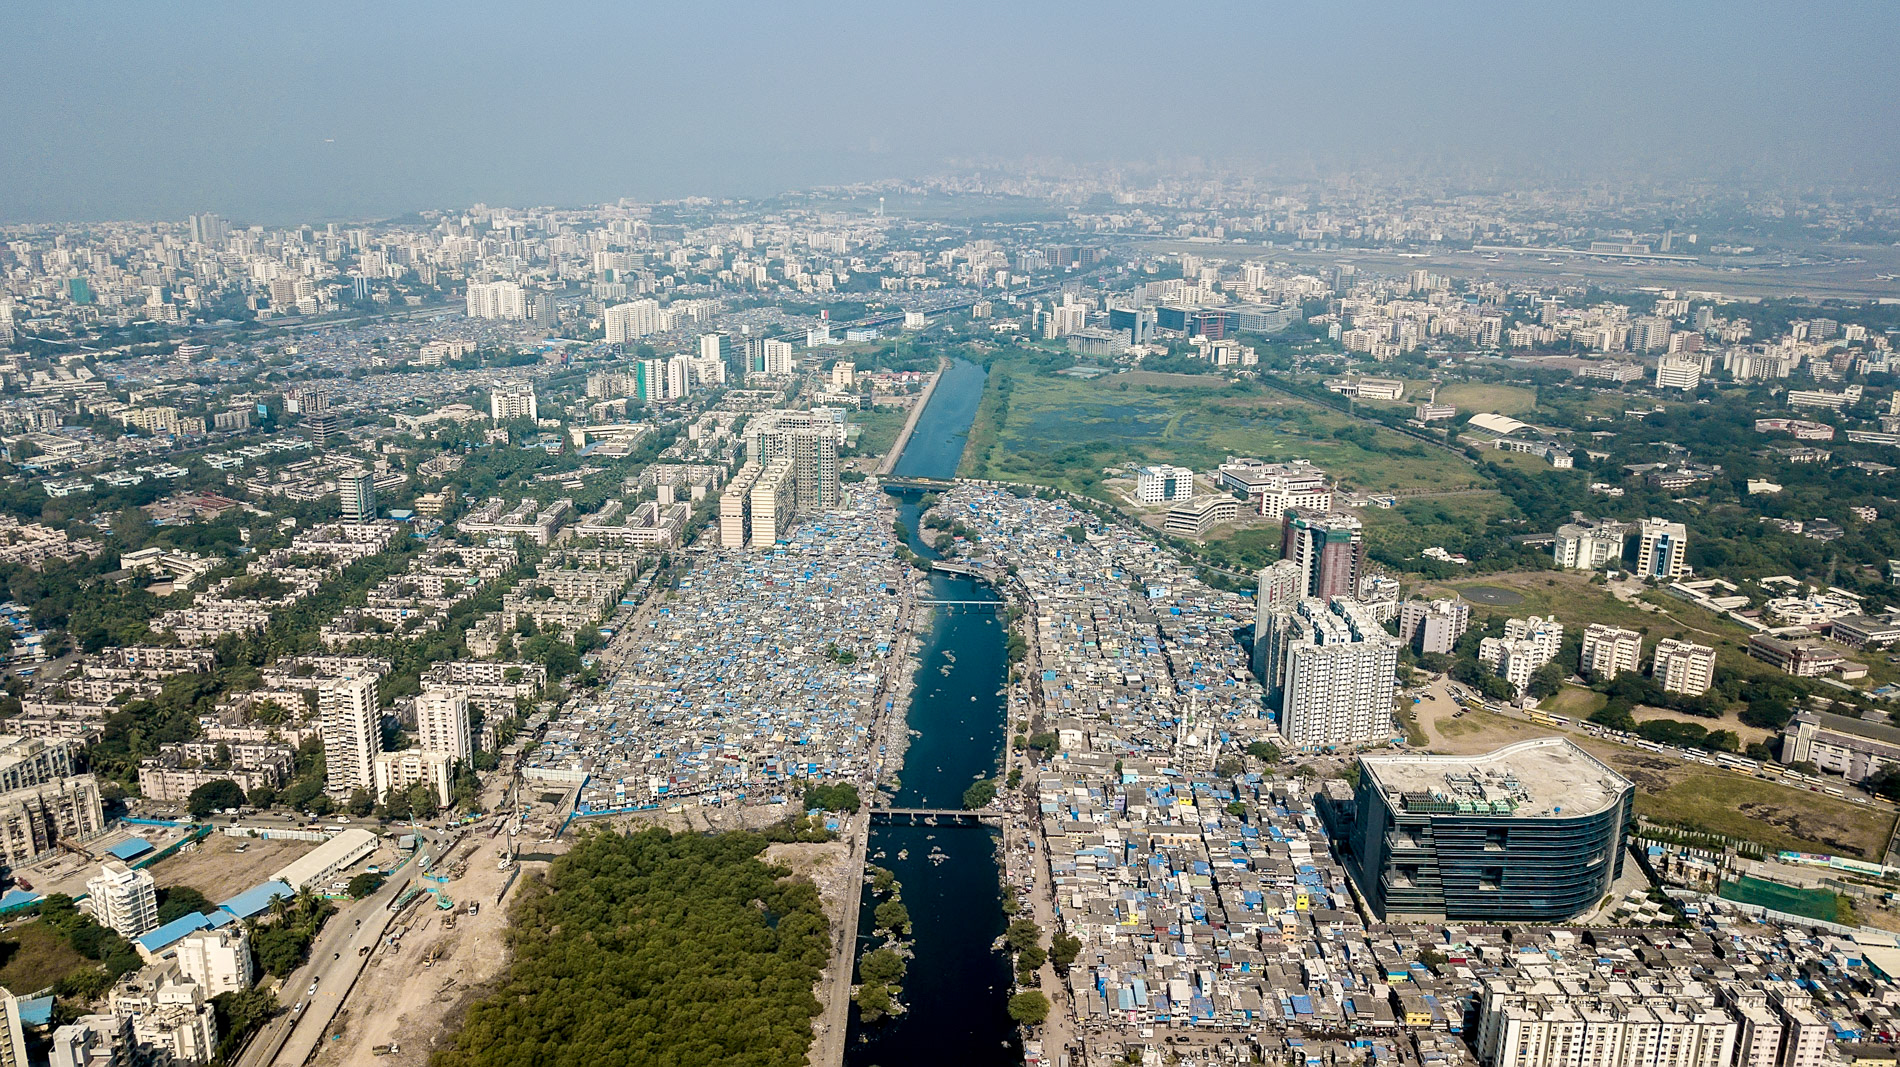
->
[1622,765,1888,858]
[1427,569,1894,704]
[1195,528,1290,573]
[1357,493,1522,557]
[0,919,96,995]
[1544,685,1607,718]
[1437,383,1539,415]
[1434,573,1765,681]
[849,406,911,461]
[960,360,1484,498]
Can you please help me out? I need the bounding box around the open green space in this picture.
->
[1544,686,1608,719]
[848,406,911,461]
[1193,528,1290,574]
[1719,876,1845,923]
[437,827,829,1067]
[1436,383,1539,415]
[1356,494,1521,559]
[0,919,95,995]
[960,356,1483,498]
[1619,764,1887,859]
[1435,572,1784,683]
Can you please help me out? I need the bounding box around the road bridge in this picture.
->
[914,598,1005,612]
[883,477,957,491]
[869,807,1001,827]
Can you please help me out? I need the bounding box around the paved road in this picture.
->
[875,361,945,477]
[236,830,453,1067]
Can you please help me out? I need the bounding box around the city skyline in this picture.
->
[4,1,1899,224]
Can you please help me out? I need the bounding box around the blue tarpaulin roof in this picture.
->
[219,880,292,920]
[17,996,52,1027]
[134,912,213,953]
[0,889,42,913]
[107,837,154,861]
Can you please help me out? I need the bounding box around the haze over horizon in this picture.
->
[4,0,1898,225]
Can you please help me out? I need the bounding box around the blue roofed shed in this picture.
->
[219,880,293,920]
[107,837,154,862]
[134,912,213,957]
[0,889,42,914]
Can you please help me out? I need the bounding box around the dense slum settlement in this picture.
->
[934,483,1900,1066]
[520,482,910,814]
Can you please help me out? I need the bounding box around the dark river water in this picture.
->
[846,358,1021,1067]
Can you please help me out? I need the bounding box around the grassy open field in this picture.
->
[0,919,94,995]
[1617,760,1890,859]
[1544,685,1608,719]
[960,364,1484,497]
[1356,493,1523,558]
[1120,370,1232,389]
[1195,527,1292,573]
[849,405,911,461]
[1436,383,1539,415]
[1410,698,1890,858]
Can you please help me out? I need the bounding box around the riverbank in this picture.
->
[846,359,1020,1067]
[813,484,930,1067]
[876,359,946,476]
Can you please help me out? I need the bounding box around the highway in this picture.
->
[236,827,454,1067]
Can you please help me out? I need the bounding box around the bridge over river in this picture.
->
[868,807,1003,827]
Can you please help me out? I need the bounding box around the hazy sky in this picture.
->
[4,1,1896,224]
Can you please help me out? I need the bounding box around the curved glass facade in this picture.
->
[1346,740,1635,923]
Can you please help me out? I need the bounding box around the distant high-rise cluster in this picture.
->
[720,458,795,549]
[1479,616,1564,694]
[466,280,526,320]
[489,382,539,422]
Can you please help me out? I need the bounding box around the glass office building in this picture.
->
[1347,738,1634,923]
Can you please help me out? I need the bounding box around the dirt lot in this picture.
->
[763,840,855,922]
[314,832,525,1067]
[13,824,201,900]
[1410,680,1890,857]
[1409,685,1544,755]
[1631,704,1775,745]
[149,834,317,901]
[617,799,799,835]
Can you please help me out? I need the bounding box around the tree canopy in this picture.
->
[186,779,246,819]
[1007,990,1051,1026]
[435,828,830,1067]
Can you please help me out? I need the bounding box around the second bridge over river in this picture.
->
[868,807,1003,827]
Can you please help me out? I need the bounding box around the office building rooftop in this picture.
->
[1360,737,1631,819]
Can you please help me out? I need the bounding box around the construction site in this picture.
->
[309,824,534,1066]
